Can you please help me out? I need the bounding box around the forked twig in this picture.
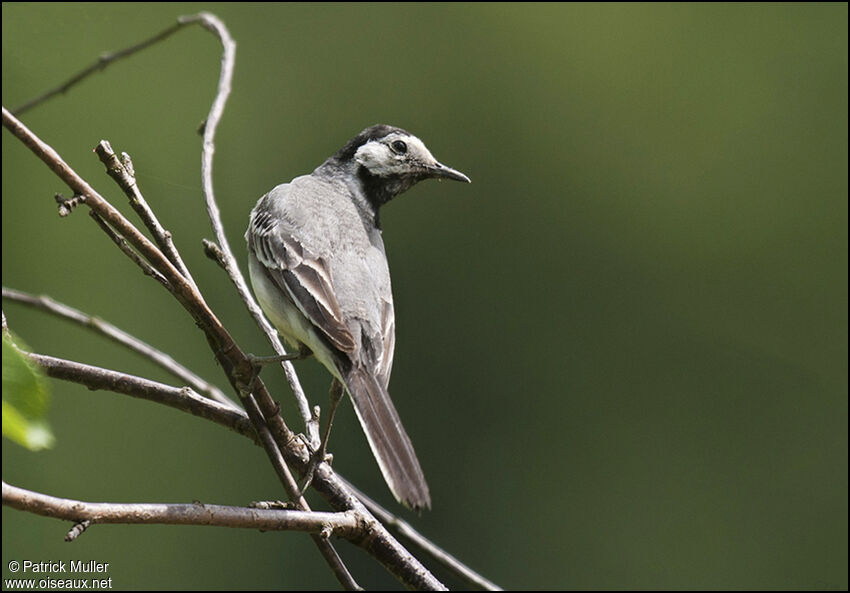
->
[88,210,172,288]
[94,140,198,291]
[342,478,503,590]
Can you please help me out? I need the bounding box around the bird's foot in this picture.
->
[297,446,334,500]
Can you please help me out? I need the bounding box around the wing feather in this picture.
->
[376,299,395,388]
[248,203,356,354]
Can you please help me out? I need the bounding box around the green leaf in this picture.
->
[2,333,55,450]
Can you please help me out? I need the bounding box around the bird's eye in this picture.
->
[390,140,408,154]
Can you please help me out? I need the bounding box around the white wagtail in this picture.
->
[246,124,469,510]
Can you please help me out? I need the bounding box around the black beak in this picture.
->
[429,161,471,183]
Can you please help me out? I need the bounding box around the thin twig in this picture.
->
[181,11,317,445]
[2,286,238,410]
[28,352,256,442]
[11,20,189,116]
[94,140,198,291]
[306,461,447,590]
[240,392,362,591]
[3,481,362,537]
[342,478,503,590]
[89,211,171,289]
[208,236,319,446]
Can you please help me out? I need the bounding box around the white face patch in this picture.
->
[354,133,437,177]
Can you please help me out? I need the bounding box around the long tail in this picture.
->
[344,367,431,510]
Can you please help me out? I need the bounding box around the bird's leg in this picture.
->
[319,377,345,463]
[246,345,313,368]
[237,347,313,404]
[298,378,344,497]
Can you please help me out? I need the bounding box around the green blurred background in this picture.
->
[2,2,847,590]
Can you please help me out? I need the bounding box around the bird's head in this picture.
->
[352,125,470,184]
[326,124,470,208]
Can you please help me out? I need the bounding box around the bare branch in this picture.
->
[306,462,448,591]
[27,351,256,442]
[22,341,445,589]
[2,286,238,410]
[10,20,189,116]
[1,105,296,453]
[19,340,446,588]
[2,481,362,537]
[88,211,172,289]
[343,478,503,591]
[94,140,198,290]
[7,12,309,432]
[19,324,472,589]
[181,11,317,445]
[240,392,361,590]
[206,235,318,445]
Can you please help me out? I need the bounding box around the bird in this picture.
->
[246,124,470,510]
